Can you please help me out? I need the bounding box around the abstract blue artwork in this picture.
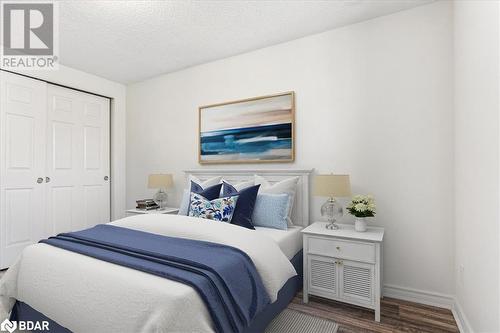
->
[199,92,295,164]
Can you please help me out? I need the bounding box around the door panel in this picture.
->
[84,126,101,170]
[46,86,82,234]
[339,260,375,306]
[0,71,47,269]
[83,185,103,228]
[82,96,110,225]
[6,188,33,244]
[53,121,73,169]
[46,85,110,235]
[50,186,74,233]
[307,254,338,299]
[6,114,34,169]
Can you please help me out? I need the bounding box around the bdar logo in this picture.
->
[0,319,17,333]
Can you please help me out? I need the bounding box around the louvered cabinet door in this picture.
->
[339,260,375,306]
[307,255,338,298]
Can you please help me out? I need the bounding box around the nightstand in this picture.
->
[126,207,179,216]
[302,222,384,322]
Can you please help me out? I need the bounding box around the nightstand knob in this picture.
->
[336,246,341,251]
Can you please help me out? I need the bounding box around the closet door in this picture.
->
[0,72,47,269]
[46,86,83,235]
[81,91,110,228]
[46,85,110,235]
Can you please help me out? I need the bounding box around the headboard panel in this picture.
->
[184,169,313,227]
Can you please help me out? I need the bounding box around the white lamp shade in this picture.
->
[148,174,173,189]
[314,174,351,197]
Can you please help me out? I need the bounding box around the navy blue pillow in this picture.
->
[190,181,222,200]
[186,181,222,215]
[222,182,260,230]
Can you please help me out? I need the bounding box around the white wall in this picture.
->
[127,1,455,296]
[6,65,127,221]
[454,1,500,332]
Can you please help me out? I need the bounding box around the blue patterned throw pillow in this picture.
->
[188,192,239,222]
[179,182,223,216]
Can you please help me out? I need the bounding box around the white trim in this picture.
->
[383,284,454,309]
[383,284,473,333]
[452,298,474,333]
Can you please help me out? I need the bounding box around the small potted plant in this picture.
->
[346,195,376,232]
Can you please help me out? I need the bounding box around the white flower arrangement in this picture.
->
[347,195,376,218]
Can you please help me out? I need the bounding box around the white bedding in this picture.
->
[0,215,297,333]
[254,226,303,260]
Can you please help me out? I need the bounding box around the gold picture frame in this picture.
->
[198,91,295,164]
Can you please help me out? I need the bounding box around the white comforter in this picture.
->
[0,215,297,333]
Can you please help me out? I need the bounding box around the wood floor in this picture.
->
[289,292,459,333]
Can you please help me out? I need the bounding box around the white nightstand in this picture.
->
[126,207,179,216]
[302,222,384,322]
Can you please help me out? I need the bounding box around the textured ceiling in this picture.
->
[58,0,434,83]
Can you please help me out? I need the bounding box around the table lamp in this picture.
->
[148,174,173,210]
[314,174,351,230]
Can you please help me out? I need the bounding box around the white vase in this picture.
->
[354,217,367,232]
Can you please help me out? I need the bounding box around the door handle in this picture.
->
[37,177,43,184]
[45,177,51,183]
[104,176,109,181]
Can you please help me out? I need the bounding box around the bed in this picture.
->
[0,169,312,333]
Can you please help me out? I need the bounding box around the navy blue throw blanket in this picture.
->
[40,224,270,333]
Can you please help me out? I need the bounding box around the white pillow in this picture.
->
[189,175,222,188]
[254,175,299,226]
[178,175,222,215]
[221,179,254,191]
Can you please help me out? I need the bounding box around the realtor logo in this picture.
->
[0,319,16,333]
[1,1,59,69]
[0,318,49,332]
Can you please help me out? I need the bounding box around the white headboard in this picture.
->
[184,169,313,227]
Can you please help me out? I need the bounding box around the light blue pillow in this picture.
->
[252,193,291,230]
[178,189,190,215]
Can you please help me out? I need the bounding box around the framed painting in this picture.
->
[198,92,295,164]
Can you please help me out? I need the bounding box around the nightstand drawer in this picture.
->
[307,237,375,263]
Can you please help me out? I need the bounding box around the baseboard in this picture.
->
[383,284,473,333]
[451,298,474,333]
[383,284,455,309]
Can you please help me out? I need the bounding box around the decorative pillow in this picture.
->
[254,175,299,226]
[222,182,260,230]
[190,175,222,188]
[221,179,254,191]
[178,181,223,215]
[188,192,238,222]
[251,193,291,230]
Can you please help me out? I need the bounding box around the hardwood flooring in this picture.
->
[289,292,459,333]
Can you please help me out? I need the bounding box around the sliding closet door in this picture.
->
[81,91,110,228]
[46,85,110,235]
[0,72,47,268]
[46,86,82,235]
